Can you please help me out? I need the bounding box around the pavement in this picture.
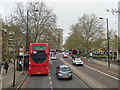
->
[1,62,28,89]
[88,58,119,72]
[81,56,120,75]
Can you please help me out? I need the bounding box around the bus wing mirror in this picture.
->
[56,67,58,69]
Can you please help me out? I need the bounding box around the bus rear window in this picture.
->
[33,46,46,50]
[30,53,47,64]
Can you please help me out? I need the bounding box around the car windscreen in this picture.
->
[52,55,56,57]
[75,58,81,61]
[60,67,70,71]
[30,51,47,64]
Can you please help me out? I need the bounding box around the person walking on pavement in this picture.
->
[4,63,9,74]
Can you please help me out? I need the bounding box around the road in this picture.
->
[21,53,89,88]
[61,54,119,88]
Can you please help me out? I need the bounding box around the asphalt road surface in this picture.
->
[60,54,119,88]
[21,53,89,89]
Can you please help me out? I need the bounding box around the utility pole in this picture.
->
[99,17,110,68]
[26,10,29,54]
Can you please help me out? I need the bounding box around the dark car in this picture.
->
[56,65,72,79]
[72,54,78,59]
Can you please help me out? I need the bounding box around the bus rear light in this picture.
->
[46,67,48,69]
[29,62,31,64]
[30,50,33,53]
[29,67,31,69]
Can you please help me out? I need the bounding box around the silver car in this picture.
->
[56,65,72,79]
[51,55,56,60]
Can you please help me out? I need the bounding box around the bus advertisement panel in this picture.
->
[29,43,49,75]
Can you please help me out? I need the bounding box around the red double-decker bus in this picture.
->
[69,49,77,56]
[29,43,49,75]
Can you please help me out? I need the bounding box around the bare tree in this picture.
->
[65,13,105,57]
[12,2,57,46]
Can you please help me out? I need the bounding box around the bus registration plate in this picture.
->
[37,72,41,74]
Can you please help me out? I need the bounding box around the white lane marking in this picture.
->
[84,64,120,81]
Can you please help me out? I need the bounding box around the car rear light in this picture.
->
[70,72,72,74]
[58,72,62,75]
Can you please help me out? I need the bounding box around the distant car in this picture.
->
[63,54,68,58]
[56,65,72,79]
[72,54,78,59]
[51,55,56,60]
[72,58,83,66]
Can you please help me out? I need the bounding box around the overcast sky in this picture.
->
[0,0,119,44]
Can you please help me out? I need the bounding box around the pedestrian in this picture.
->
[89,52,93,61]
[4,63,9,74]
[19,60,22,71]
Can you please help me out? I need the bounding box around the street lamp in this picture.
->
[26,10,39,54]
[99,17,110,68]
[26,10,29,54]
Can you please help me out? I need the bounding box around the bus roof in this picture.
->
[30,43,48,45]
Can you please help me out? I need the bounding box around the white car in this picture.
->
[72,58,83,66]
[51,55,56,60]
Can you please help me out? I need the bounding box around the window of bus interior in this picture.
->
[32,46,46,50]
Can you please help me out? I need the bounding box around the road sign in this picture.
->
[19,48,24,56]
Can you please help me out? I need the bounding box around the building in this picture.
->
[0,29,8,63]
[56,28,63,50]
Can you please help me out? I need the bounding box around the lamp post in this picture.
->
[26,10,29,54]
[99,17,110,68]
[26,10,39,53]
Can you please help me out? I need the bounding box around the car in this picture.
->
[56,65,72,79]
[63,54,68,58]
[72,58,83,66]
[51,55,56,60]
[72,54,78,59]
